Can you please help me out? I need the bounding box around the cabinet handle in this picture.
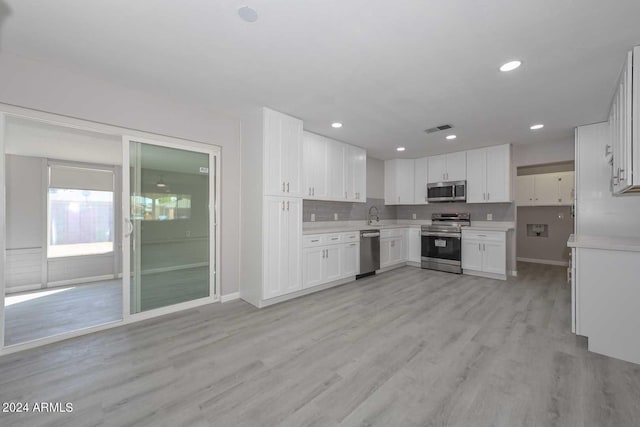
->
[282,182,285,192]
[478,243,481,251]
[326,249,329,258]
[308,187,311,196]
[312,187,315,196]
[311,239,319,242]
[282,201,285,211]
[605,144,612,157]
[287,182,290,192]
[619,168,625,180]
[287,201,290,211]
[349,243,356,247]
[487,192,490,200]
[345,192,348,199]
[558,198,562,203]
[483,244,485,251]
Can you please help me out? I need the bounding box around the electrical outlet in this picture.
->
[412,213,417,220]
[311,213,316,222]
[334,213,338,221]
[487,213,493,221]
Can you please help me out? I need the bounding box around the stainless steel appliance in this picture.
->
[357,230,380,279]
[427,180,466,203]
[421,213,470,273]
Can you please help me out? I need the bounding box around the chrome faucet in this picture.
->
[368,205,379,225]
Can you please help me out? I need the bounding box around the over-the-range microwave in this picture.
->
[427,180,466,203]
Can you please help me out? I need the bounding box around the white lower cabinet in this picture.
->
[341,242,359,276]
[380,228,407,268]
[263,197,303,299]
[408,227,422,263]
[303,233,360,289]
[461,229,506,280]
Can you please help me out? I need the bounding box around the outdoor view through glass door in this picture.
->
[128,141,215,314]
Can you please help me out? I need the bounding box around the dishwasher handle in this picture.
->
[361,232,380,238]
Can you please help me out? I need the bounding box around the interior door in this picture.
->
[125,138,216,314]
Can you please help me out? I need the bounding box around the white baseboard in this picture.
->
[509,270,518,277]
[221,292,240,303]
[5,283,42,294]
[462,269,507,281]
[47,274,117,288]
[517,257,569,267]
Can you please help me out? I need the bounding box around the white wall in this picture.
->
[366,157,384,199]
[0,51,242,296]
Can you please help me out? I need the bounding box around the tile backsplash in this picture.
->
[396,202,515,222]
[304,199,514,222]
[303,198,396,222]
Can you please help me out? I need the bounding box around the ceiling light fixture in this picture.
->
[499,60,522,72]
[156,176,167,188]
[530,124,544,130]
[445,134,457,140]
[238,6,258,23]
[331,122,343,128]
[396,147,405,152]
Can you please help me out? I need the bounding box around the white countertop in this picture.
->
[302,220,513,235]
[567,234,640,252]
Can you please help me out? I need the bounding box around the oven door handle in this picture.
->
[421,232,461,239]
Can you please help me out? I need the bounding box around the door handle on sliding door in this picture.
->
[124,218,134,237]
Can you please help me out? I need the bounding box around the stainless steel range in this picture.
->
[421,213,470,273]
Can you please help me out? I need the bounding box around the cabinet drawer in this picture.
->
[381,228,404,239]
[303,235,326,248]
[341,232,359,242]
[324,233,342,244]
[462,230,504,242]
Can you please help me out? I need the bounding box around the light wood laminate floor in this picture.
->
[1,263,639,426]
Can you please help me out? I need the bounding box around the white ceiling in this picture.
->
[2,0,640,159]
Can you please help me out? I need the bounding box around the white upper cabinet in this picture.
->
[302,131,366,203]
[610,46,639,194]
[345,145,367,201]
[302,132,327,198]
[428,152,466,183]
[466,144,511,203]
[326,139,345,200]
[385,159,414,205]
[516,171,574,206]
[413,157,429,204]
[263,108,303,197]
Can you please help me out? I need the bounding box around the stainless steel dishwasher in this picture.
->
[357,230,380,279]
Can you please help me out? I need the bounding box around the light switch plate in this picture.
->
[487,213,493,221]
[311,213,316,222]
[334,213,338,221]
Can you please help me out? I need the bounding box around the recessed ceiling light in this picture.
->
[331,122,343,128]
[445,134,457,140]
[396,147,405,152]
[530,124,544,130]
[238,6,258,23]
[499,60,522,72]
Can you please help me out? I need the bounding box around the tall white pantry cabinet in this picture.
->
[240,107,304,307]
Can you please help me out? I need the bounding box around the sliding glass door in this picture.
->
[124,138,217,315]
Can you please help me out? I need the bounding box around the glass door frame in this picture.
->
[0,105,221,355]
[121,135,220,323]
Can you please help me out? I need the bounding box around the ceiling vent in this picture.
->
[425,124,453,134]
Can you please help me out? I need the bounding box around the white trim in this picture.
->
[47,274,116,288]
[255,276,356,308]
[0,113,6,348]
[221,292,240,303]
[4,283,42,294]
[462,269,507,281]
[517,257,569,267]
